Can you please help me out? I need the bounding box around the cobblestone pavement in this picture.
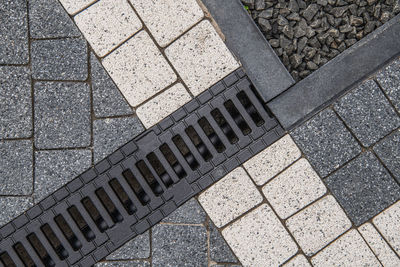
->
[1,0,400,266]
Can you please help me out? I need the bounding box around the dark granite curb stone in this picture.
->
[268,13,400,130]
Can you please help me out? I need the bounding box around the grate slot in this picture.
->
[172,135,199,170]
[81,197,108,232]
[41,224,68,260]
[198,117,226,153]
[0,251,17,267]
[224,100,251,135]
[136,160,164,195]
[122,169,150,205]
[210,109,238,144]
[27,233,55,267]
[54,215,81,251]
[190,123,220,157]
[95,188,123,223]
[68,206,95,242]
[109,179,136,215]
[185,126,213,162]
[147,152,174,187]
[152,150,181,184]
[13,242,35,267]
[236,91,264,126]
[159,144,187,179]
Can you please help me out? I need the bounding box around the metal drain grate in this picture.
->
[0,69,284,267]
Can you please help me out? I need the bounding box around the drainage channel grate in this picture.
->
[0,69,284,267]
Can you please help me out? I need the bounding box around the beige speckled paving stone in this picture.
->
[243,134,301,185]
[222,204,298,267]
[102,31,177,107]
[130,0,204,47]
[136,83,191,128]
[359,222,400,267]
[59,0,96,15]
[282,255,312,267]
[286,195,352,256]
[311,229,381,267]
[165,20,239,96]
[262,158,326,219]
[74,0,142,57]
[198,167,262,228]
[373,200,400,256]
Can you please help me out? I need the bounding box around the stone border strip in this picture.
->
[268,13,400,130]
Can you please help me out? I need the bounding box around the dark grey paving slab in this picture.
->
[162,198,206,224]
[152,224,207,267]
[93,117,144,162]
[29,0,81,38]
[209,221,238,263]
[34,149,91,202]
[326,152,400,226]
[376,58,400,113]
[213,265,241,267]
[374,129,400,183]
[0,140,32,195]
[202,0,294,102]
[34,81,91,149]
[291,109,361,177]
[90,53,133,118]
[106,231,150,260]
[269,14,400,129]
[334,80,400,147]
[31,38,88,81]
[0,197,33,227]
[0,66,32,139]
[96,261,150,267]
[0,0,29,64]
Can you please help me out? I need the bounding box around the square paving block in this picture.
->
[222,204,298,266]
[326,152,400,226]
[165,20,239,96]
[243,134,301,185]
[0,197,33,227]
[131,0,203,47]
[286,195,352,256]
[59,0,96,15]
[102,31,176,107]
[0,140,33,195]
[0,66,32,139]
[198,167,263,227]
[74,0,142,57]
[376,58,400,113]
[374,129,400,183]
[31,38,88,81]
[291,109,361,177]
[106,231,149,260]
[162,198,206,224]
[334,80,400,147]
[34,82,91,149]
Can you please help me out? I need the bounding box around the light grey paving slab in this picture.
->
[209,221,238,264]
[326,152,400,226]
[282,255,311,267]
[0,140,32,195]
[93,117,144,162]
[34,82,91,149]
[90,52,133,118]
[162,198,206,224]
[0,66,32,139]
[374,129,400,183]
[291,109,361,177]
[106,231,150,260]
[376,58,400,113]
[59,0,96,15]
[152,224,207,267]
[29,0,81,38]
[334,80,400,147]
[96,261,150,267]
[0,197,33,227]
[31,38,88,81]
[0,0,29,64]
[34,149,91,202]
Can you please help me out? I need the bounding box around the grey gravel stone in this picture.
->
[374,129,400,183]
[209,221,238,263]
[93,117,144,162]
[162,199,206,224]
[31,38,88,80]
[91,53,132,118]
[0,0,28,64]
[34,150,91,202]
[0,197,33,227]
[96,261,150,267]
[29,0,81,38]
[376,58,400,113]
[326,152,400,225]
[0,140,33,195]
[303,4,319,21]
[334,80,400,147]
[291,109,361,177]
[34,82,91,149]
[152,224,207,267]
[0,66,32,139]
[106,231,150,260]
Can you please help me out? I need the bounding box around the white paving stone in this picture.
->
[198,167,262,228]
[243,134,301,185]
[311,229,381,267]
[74,0,142,57]
[165,20,239,96]
[59,0,96,15]
[373,201,400,257]
[262,158,326,219]
[222,204,298,267]
[136,83,191,128]
[102,31,177,107]
[282,255,312,267]
[130,0,204,47]
[286,195,352,256]
[359,222,400,267]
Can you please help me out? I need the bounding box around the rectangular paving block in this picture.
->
[374,129,400,183]
[0,197,33,227]
[59,0,96,15]
[376,57,400,113]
